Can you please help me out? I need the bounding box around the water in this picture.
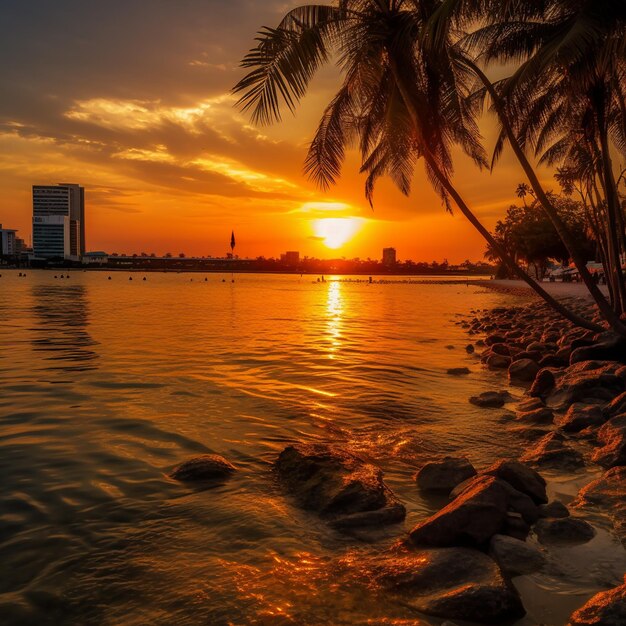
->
[0,271,624,625]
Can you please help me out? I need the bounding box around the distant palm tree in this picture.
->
[516,183,529,207]
[233,0,599,331]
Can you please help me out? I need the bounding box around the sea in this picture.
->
[1,270,624,625]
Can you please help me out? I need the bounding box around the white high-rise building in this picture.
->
[32,184,85,259]
[0,224,18,255]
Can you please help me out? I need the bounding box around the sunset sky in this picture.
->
[0,0,556,262]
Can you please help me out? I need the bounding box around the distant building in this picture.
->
[32,183,85,259]
[280,251,300,266]
[0,224,18,255]
[382,247,397,266]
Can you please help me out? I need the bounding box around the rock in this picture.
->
[534,517,595,544]
[509,358,540,383]
[538,500,570,518]
[482,459,548,505]
[604,391,626,418]
[515,407,554,424]
[416,457,477,493]
[570,334,626,365]
[447,367,470,376]
[513,350,542,363]
[275,444,405,527]
[568,578,626,626]
[521,432,585,470]
[169,454,236,481]
[529,369,556,399]
[491,343,511,356]
[364,547,525,624]
[489,534,546,576]
[487,354,512,370]
[469,391,511,408]
[409,476,508,547]
[548,361,626,407]
[538,354,568,368]
[555,403,605,433]
[465,344,475,354]
[485,334,506,346]
[592,414,626,468]
[517,397,545,413]
[502,512,531,540]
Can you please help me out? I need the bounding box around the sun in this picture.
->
[313,218,364,249]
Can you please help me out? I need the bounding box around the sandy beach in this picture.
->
[480,279,610,300]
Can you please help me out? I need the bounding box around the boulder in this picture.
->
[409,476,508,547]
[482,459,548,505]
[534,517,595,545]
[416,457,477,493]
[515,407,554,424]
[509,359,540,383]
[485,334,506,346]
[465,344,475,354]
[447,367,470,376]
[538,354,568,368]
[529,369,557,399]
[548,361,625,407]
[592,414,626,468]
[516,397,545,413]
[520,432,585,470]
[570,334,626,365]
[169,454,236,481]
[363,547,525,624]
[538,500,570,519]
[568,578,626,626]
[469,391,511,408]
[489,534,546,577]
[275,444,405,528]
[487,354,512,370]
[491,343,511,356]
[555,403,605,433]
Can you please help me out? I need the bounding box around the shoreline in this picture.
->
[477,278,610,300]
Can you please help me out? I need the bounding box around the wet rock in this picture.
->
[529,369,556,399]
[169,454,236,481]
[509,359,540,383]
[548,361,625,407]
[469,391,511,408]
[513,350,542,363]
[570,334,626,365]
[574,466,626,510]
[465,344,475,354]
[482,459,548,505]
[416,457,477,493]
[516,397,545,413]
[520,432,585,470]
[491,343,511,356]
[592,414,626,468]
[534,517,595,545]
[364,547,525,624]
[487,354,512,370]
[275,444,405,528]
[489,534,546,577]
[447,367,470,376]
[538,354,568,368]
[485,334,506,346]
[568,578,626,626]
[515,407,554,424]
[502,512,531,541]
[409,476,508,547]
[555,403,605,433]
[538,500,570,519]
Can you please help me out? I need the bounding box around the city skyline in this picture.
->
[0,1,556,263]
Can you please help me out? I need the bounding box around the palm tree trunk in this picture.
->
[387,60,603,332]
[469,61,626,336]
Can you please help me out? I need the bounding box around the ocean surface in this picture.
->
[1,271,624,626]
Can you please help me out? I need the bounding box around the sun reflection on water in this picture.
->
[325,280,343,358]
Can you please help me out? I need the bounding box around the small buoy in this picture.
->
[231,279,235,283]
[54,275,57,279]
[143,277,146,281]
[204,277,208,282]
[222,279,226,283]
[108,276,111,280]
[129,276,133,281]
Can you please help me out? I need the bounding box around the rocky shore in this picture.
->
[169,294,626,625]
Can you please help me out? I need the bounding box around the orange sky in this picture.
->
[0,1,557,262]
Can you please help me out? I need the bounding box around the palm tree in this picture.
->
[448,0,626,334]
[516,183,530,207]
[233,0,600,331]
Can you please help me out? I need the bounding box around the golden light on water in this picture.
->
[313,218,364,249]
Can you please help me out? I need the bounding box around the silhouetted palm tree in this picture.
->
[454,0,626,333]
[233,0,600,331]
